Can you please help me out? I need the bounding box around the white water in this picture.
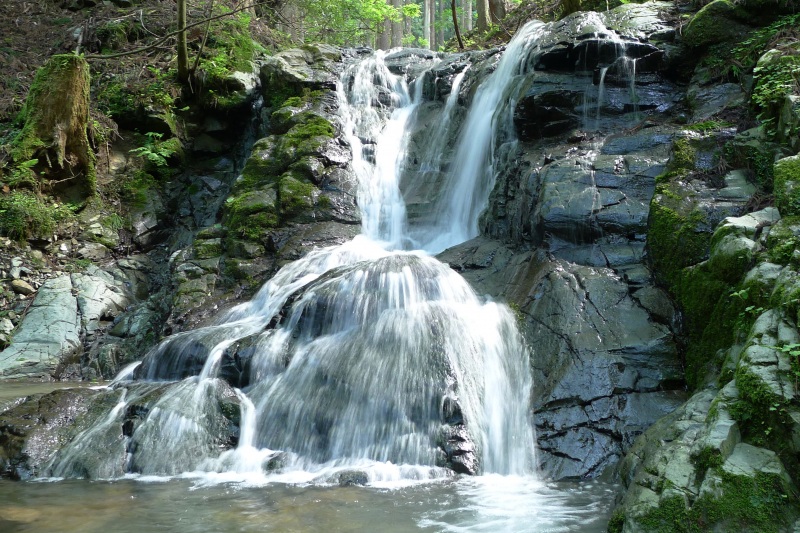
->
[414,22,547,253]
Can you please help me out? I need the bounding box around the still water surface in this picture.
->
[0,475,616,532]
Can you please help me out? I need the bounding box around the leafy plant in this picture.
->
[129,132,178,168]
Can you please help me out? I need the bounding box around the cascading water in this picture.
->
[43,28,550,485]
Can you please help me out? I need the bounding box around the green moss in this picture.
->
[677,266,734,388]
[723,135,775,192]
[194,238,223,260]
[647,198,710,288]
[0,191,75,241]
[766,216,800,265]
[12,54,95,195]
[637,495,698,533]
[279,175,316,218]
[223,188,278,242]
[239,113,334,191]
[667,138,697,174]
[692,446,724,473]
[774,155,800,216]
[682,0,750,49]
[607,508,625,533]
[692,470,793,532]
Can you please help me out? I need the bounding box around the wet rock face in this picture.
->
[433,2,690,480]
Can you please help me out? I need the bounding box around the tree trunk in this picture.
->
[12,54,95,197]
[177,0,189,84]
[488,0,505,24]
[427,0,436,49]
[423,0,432,49]
[451,0,464,49]
[378,16,391,49]
[437,0,444,49]
[476,0,489,32]
[464,0,473,32]
[391,0,403,47]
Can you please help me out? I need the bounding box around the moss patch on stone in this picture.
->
[682,0,751,49]
[693,470,794,532]
[774,155,800,216]
[647,194,710,288]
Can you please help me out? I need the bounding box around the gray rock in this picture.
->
[0,276,80,379]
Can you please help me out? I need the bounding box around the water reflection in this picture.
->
[0,476,616,533]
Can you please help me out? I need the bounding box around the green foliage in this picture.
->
[95,66,178,119]
[637,495,698,533]
[129,132,180,170]
[0,191,75,240]
[607,508,625,533]
[752,53,800,130]
[287,0,420,46]
[686,120,734,133]
[732,13,800,68]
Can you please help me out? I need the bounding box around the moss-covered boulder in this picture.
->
[682,0,751,50]
[774,155,800,217]
[259,44,343,102]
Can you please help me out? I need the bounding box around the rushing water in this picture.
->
[3,18,628,531]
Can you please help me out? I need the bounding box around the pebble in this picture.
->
[0,318,13,334]
[10,279,35,295]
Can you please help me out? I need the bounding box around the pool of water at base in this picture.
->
[0,475,618,532]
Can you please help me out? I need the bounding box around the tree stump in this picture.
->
[12,54,95,199]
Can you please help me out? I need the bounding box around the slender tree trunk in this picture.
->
[424,0,432,49]
[464,0,473,32]
[476,0,489,32]
[488,0,505,24]
[391,0,403,47]
[437,0,444,49]
[177,0,189,83]
[378,17,391,49]
[427,0,436,49]
[451,0,464,49]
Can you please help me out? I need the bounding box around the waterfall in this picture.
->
[414,21,546,254]
[44,24,550,485]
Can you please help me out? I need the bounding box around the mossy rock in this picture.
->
[693,445,796,532]
[223,187,279,241]
[194,238,224,260]
[647,185,712,288]
[682,0,751,49]
[667,137,697,174]
[724,128,778,192]
[279,175,316,219]
[766,216,800,265]
[774,155,800,216]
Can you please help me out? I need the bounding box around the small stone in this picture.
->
[10,279,35,295]
[0,318,13,334]
[9,267,21,280]
[31,250,44,261]
[11,257,23,267]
